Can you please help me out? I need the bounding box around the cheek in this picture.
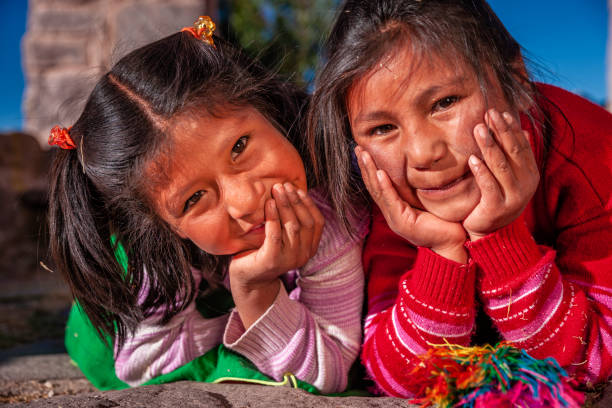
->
[358,141,423,209]
[452,112,482,157]
[180,217,231,255]
[359,142,405,181]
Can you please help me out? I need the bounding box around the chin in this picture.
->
[425,200,479,223]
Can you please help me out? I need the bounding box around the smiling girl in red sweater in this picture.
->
[308,0,612,397]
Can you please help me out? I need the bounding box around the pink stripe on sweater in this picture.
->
[587,331,603,381]
[391,305,428,355]
[406,305,472,338]
[503,277,564,342]
[484,263,552,311]
[371,334,413,397]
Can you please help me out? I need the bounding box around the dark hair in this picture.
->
[48,32,309,348]
[307,0,540,222]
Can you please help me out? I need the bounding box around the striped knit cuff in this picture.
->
[223,284,303,358]
[410,247,475,308]
[466,218,541,286]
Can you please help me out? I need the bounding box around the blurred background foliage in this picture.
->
[220,0,341,87]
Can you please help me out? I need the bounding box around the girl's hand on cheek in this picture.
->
[355,146,468,264]
[229,183,325,290]
[463,109,539,241]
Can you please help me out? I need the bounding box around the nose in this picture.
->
[403,126,446,170]
[221,175,264,221]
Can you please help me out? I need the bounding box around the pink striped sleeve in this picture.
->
[470,219,612,385]
[114,268,228,386]
[223,191,368,394]
[361,247,476,397]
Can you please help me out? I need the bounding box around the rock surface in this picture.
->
[5,381,409,408]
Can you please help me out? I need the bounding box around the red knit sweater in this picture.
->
[361,84,612,397]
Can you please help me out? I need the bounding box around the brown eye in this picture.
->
[370,124,397,136]
[183,190,204,213]
[433,96,459,111]
[231,136,249,159]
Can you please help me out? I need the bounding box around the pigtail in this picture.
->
[48,147,139,342]
[49,144,200,349]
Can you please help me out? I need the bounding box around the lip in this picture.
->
[415,172,472,199]
[245,222,265,235]
[417,172,469,191]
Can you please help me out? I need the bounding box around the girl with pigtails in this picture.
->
[308,0,612,397]
[48,17,367,393]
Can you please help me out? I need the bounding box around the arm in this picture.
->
[469,87,612,385]
[114,268,228,386]
[361,207,477,397]
[223,193,367,394]
[469,214,612,386]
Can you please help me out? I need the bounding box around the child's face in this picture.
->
[347,47,516,222]
[150,107,307,255]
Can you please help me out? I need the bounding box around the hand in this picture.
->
[463,109,539,241]
[355,146,467,263]
[229,183,325,289]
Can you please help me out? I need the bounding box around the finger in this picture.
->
[284,183,314,229]
[272,183,300,250]
[257,198,282,265]
[283,183,315,261]
[499,111,539,177]
[355,147,384,202]
[487,110,540,204]
[488,110,533,170]
[375,168,417,228]
[474,122,518,190]
[354,146,374,194]
[468,154,504,206]
[296,188,325,255]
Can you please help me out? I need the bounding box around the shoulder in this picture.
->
[535,83,612,156]
[533,83,612,216]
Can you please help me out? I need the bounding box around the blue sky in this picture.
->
[0,1,609,132]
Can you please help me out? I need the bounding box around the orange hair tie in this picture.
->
[48,125,76,150]
[181,15,216,47]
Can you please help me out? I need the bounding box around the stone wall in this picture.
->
[22,0,218,145]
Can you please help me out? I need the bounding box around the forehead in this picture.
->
[348,45,475,110]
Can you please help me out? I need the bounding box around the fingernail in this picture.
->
[502,111,513,123]
[469,155,480,168]
[274,183,284,194]
[376,170,384,182]
[296,189,307,198]
[284,182,295,192]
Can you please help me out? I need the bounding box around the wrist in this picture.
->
[230,278,281,329]
[467,231,488,242]
[230,276,281,298]
[431,242,468,264]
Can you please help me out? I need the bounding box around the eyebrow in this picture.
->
[352,75,468,125]
[352,110,397,125]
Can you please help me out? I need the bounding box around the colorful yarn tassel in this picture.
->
[408,341,584,408]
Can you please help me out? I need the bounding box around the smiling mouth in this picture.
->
[417,172,470,191]
[245,222,265,234]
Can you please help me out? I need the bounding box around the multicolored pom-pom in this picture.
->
[408,341,584,407]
